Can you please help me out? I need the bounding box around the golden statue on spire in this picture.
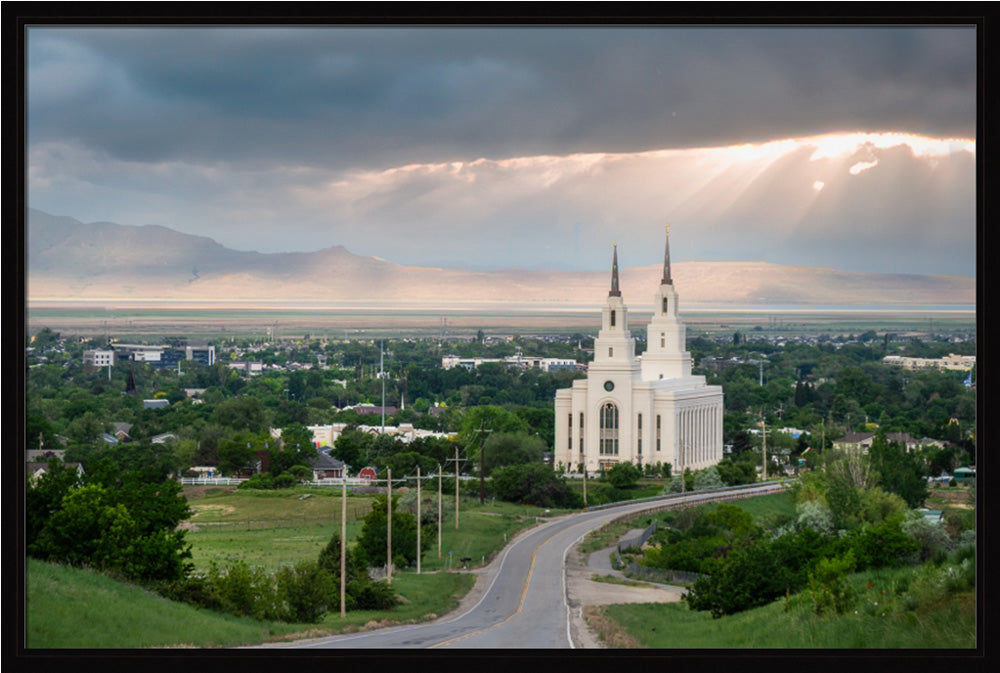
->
[665,222,670,236]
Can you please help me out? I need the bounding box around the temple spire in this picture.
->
[609,244,621,297]
[661,223,673,285]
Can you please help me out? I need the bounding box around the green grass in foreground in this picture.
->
[26,558,474,649]
[599,564,976,649]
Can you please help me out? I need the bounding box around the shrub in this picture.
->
[808,552,856,615]
[693,466,724,491]
[901,510,954,563]
[794,500,835,536]
[276,561,334,623]
[238,473,276,490]
[684,542,791,618]
[841,515,920,571]
[606,461,642,488]
[492,463,580,508]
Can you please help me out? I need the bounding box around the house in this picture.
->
[917,509,945,524]
[151,432,178,444]
[143,399,170,409]
[309,451,348,480]
[831,432,874,453]
[26,449,66,462]
[26,460,85,484]
[953,466,976,483]
[112,422,133,442]
[885,432,920,452]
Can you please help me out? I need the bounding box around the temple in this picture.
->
[553,226,724,474]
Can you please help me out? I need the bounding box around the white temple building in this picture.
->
[554,228,724,474]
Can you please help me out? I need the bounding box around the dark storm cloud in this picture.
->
[27,26,976,170]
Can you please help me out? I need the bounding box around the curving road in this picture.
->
[278,483,786,649]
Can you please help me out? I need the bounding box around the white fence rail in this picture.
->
[179,477,377,487]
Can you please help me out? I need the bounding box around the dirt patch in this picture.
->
[189,503,237,517]
[583,606,644,648]
[183,485,238,498]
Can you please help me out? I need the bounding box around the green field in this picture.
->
[182,485,559,573]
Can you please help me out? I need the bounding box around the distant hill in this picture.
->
[26,209,974,306]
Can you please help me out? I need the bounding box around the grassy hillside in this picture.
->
[593,561,975,648]
[26,557,475,649]
[26,558,300,648]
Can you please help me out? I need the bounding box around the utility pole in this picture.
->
[680,442,685,493]
[761,411,768,481]
[454,445,460,530]
[380,339,385,433]
[340,476,346,618]
[480,419,486,505]
[438,464,443,558]
[416,466,421,574]
[387,468,392,585]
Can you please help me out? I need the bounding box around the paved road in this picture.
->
[280,483,785,649]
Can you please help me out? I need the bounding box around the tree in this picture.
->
[606,461,642,488]
[492,463,580,508]
[269,423,317,476]
[25,457,81,549]
[218,433,265,476]
[212,395,271,433]
[332,428,374,471]
[29,481,192,582]
[868,432,928,508]
[354,494,430,569]
[482,431,546,476]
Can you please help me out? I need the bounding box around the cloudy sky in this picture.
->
[26,23,978,277]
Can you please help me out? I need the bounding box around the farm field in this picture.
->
[26,302,975,341]
[181,485,562,573]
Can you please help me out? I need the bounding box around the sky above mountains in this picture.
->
[26,22,978,277]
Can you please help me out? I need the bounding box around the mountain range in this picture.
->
[26,209,974,307]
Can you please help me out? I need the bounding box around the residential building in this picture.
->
[882,354,975,372]
[83,349,116,367]
[442,354,581,372]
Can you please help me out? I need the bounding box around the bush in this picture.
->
[693,466,724,491]
[238,473,276,490]
[794,500,835,536]
[808,552,856,615]
[237,472,298,490]
[492,463,581,508]
[684,542,791,618]
[205,560,283,621]
[840,515,920,571]
[276,561,334,623]
[901,510,954,563]
[605,461,642,488]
